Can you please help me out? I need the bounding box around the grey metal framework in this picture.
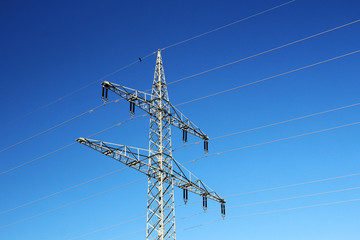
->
[77,50,225,240]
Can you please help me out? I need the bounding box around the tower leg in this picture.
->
[147,175,176,240]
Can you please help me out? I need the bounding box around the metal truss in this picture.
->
[101,82,208,141]
[77,50,224,240]
[76,138,225,203]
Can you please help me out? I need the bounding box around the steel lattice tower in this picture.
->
[77,50,225,240]
[147,51,176,239]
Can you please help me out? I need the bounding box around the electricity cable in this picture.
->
[0,114,146,176]
[2,48,359,220]
[179,186,360,220]
[173,101,360,151]
[3,147,359,232]
[0,100,119,154]
[0,168,127,216]
[167,19,360,87]
[3,26,359,155]
[190,120,360,163]
[1,0,295,129]
[161,0,296,51]
[67,217,145,240]
[108,229,146,240]
[179,198,360,232]
[0,52,155,130]
[0,179,145,231]
[3,114,359,219]
[228,172,360,197]
[104,191,360,239]
[2,48,359,215]
[176,49,360,106]
[0,46,360,171]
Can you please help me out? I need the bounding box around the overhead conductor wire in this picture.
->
[1,0,295,129]
[161,0,296,50]
[180,186,360,218]
[0,179,144,231]
[2,8,360,233]
[2,17,359,155]
[0,100,118,154]
[3,111,360,226]
[167,18,360,87]
[2,116,360,230]
[190,120,360,163]
[0,52,155,130]
[173,101,360,151]
[0,114,146,176]
[1,48,359,221]
[175,49,360,106]
[97,187,360,240]
[178,198,360,233]
[2,46,359,175]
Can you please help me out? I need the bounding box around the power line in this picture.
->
[181,186,360,219]
[176,49,360,106]
[179,198,360,233]
[3,125,357,233]
[12,115,358,235]
[68,217,145,240]
[0,178,145,231]
[173,101,360,151]
[2,39,359,235]
[2,48,358,217]
[3,30,359,157]
[228,186,360,209]
[177,172,360,207]
[190,120,360,163]
[0,52,155,130]
[161,0,296,50]
[0,143,76,176]
[0,46,360,175]
[0,168,127,216]
[4,114,358,219]
[1,1,294,130]
[102,198,360,237]
[103,188,360,239]
[3,46,359,212]
[0,100,119,154]
[226,172,360,197]
[167,18,360,87]
[3,8,359,239]
[0,114,145,176]
[108,229,146,240]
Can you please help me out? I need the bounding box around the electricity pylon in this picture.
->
[77,50,225,240]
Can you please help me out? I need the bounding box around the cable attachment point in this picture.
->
[102,86,108,103]
[204,140,208,154]
[183,188,188,204]
[221,203,226,219]
[203,196,207,212]
[129,101,135,116]
[182,128,188,143]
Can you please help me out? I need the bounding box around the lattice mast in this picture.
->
[77,50,225,240]
[147,50,175,239]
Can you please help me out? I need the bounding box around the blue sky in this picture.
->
[1,0,360,239]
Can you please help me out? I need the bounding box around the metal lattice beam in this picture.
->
[77,49,225,240]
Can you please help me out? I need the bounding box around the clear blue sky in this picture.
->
[1,0,360,239]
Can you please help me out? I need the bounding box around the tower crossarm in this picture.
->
[76,138,151,171]
[169,104,209,141]
[102,81,153,114]
[102,80,209,141]
[76,138,225,204]
[171,159,225,203]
